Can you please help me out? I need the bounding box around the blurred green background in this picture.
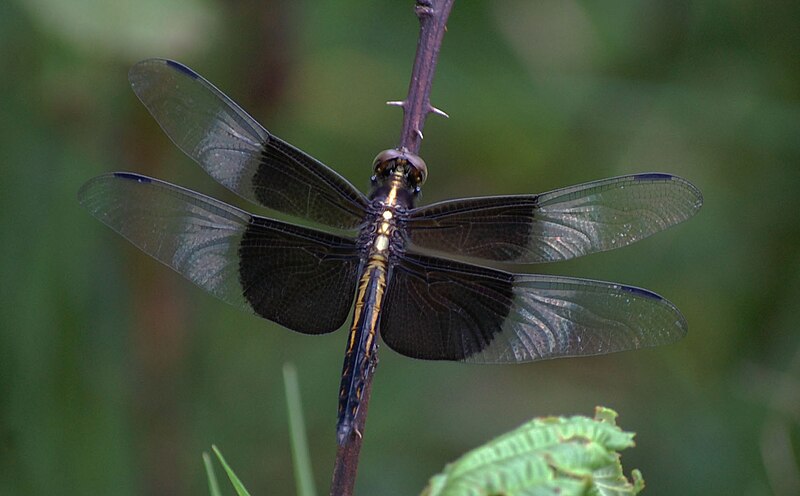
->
[2,0,799,494]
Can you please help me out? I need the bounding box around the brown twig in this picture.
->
[329,354,376,496]
[328,1,454,495]
[391,0,455,155]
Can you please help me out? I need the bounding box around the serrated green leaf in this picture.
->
[421,407,643,496]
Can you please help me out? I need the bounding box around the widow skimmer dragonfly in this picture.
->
[79,59,702,445]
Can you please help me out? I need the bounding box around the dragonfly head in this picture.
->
[372,148,427,193]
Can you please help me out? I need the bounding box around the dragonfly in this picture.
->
[79,59,703,445]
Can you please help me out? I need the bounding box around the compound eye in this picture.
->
[373,149,403,177]
[372,148,427,186]
[405,153,428,186]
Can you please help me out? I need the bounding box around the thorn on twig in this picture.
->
[386,100,405,107]
[429,105,449,118]
[416,0,434,17]
[415,129,424,140]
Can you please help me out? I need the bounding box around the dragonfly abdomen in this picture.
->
[336,257,388,445]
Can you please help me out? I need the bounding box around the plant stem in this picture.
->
[394,0,455,155]
[329,357,376,496]
[329,2,454,495]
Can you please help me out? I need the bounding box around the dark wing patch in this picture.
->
[239,216,361,333]
[381,253,514,360]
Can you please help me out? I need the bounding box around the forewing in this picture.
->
[380,253,686,362]
[78,173,360,334]
[128,59,369,229]
[407,173,702,263]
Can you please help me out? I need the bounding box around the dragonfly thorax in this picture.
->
[357,203,407,261]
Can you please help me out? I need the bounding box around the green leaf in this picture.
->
[421,407,644,496]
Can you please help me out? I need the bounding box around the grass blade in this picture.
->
[212,445,252,496]
[283,363,317,496]
[203,451,223,496]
